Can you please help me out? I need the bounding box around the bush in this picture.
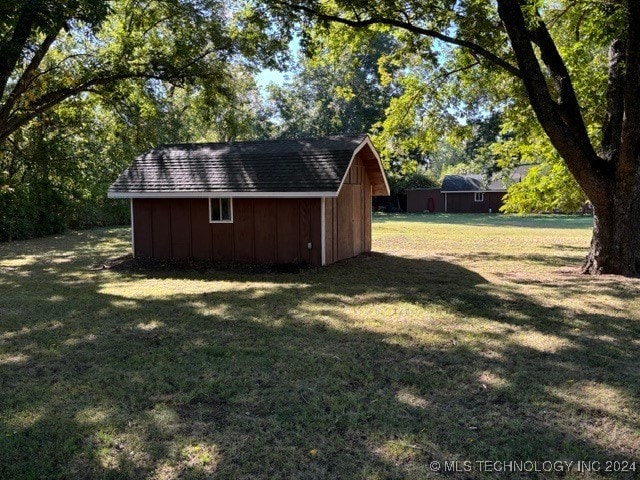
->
[0,180,66,241]
[0,181,129,242]
[387,171,438,196]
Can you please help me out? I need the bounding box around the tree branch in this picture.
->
[0,72,166,144]
[0,29,60,126]
[275,1,522,78]
[496,0,607,203]
[0,46,225,144]
[530,19,594,159]
[601,40,625,163]
[0,1,45,98]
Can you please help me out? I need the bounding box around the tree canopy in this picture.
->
[265,28,397,140]
[0,0,275,240]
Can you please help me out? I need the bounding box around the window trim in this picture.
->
[474,192,485,202]
[209,197,233,223]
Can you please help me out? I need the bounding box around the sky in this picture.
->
[255,68,288,91]
[254,35,301,93]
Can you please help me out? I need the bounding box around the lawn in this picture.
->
[1,214,639,479]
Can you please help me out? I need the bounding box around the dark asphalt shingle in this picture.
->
[441,166,533,192]
[108,135,368,194]
[441,175,485,191]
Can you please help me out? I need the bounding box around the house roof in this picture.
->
[440,165,533,193]
[108,135,390,198]
[441,174,485,192]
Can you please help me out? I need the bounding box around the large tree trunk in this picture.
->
[583,179,640,275]
[497,0,640,276]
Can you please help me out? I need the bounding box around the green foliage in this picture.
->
[387,171,437,196]
[0,96,130,241]
[0,0,278,241]
[490,101,587,213]
[265,26,397,139]
[501,160,586,214]
[0,179,65,241]
[256,0,619,211]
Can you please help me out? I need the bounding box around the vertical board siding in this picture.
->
[299,200,312,264]
[133,197,324,266]
[133,199,153,258]
[352,182,363,255]
[406,189,445,213]
[233,199,255,262]
[407,190,504,213]
[485,192,505,213]
[445,192,505,213]
[170,200,192,259]
[337,184,355,260]
[364,174,372,252]
[330,154,374,262]
[151,199,172,258]
[332,198,338,264]
[190,199,212,260]
[253,199,277,263]
[324,199,334,265]
[276,199,300,263]
[212,223,234,261]
[308,199,322,266]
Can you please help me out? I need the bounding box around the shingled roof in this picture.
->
[108,135,389,198]
[441,175,486,192]
[440,166,533,193]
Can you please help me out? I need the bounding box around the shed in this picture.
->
[108,135,390,266]
[407,167,531,214]
[440,174,505,213]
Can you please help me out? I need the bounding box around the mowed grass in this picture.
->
[1,213,639,479]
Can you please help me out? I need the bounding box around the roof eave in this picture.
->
[107,191,340,199]
[441,190,507,193]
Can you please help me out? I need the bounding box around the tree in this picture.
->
[0,0,277,240]
[257,0,640,275]
[0,0,285,144]
[264,27,397,139]
[491,105,587,214]
[501,161,587,214]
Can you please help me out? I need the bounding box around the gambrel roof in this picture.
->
[108,135,390,198]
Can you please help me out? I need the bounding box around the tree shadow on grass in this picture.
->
[1,232,639,479]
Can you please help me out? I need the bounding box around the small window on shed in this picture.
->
[474,192,484,202]
[210,198,233,223]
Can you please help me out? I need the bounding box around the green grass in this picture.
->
[1,214,639,479]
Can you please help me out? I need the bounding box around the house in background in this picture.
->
[108,135,390,266]
[407,166,531,213]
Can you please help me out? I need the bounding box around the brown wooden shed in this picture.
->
[407,175,506,213]
[407,168,532,214]
[108,135,390,266]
